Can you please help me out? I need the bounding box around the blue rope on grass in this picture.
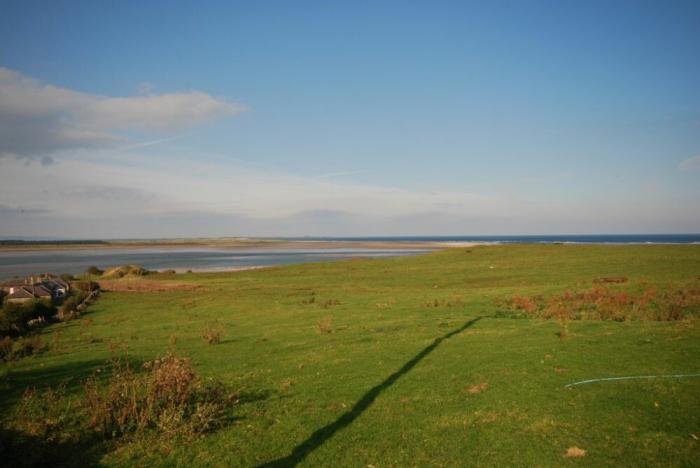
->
[565,373,700,388]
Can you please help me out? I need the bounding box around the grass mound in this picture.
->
[101,265,151,279]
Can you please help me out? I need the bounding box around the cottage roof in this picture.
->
[33,285,53,297]
[7,285,53,299]
[51,278,70,289]
[1,278,26,288]
[42,280,62,291]
[7,287,35,300]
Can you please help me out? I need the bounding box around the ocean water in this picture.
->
[287,234,700,244]
[0,247,430,279]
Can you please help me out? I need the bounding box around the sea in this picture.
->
[0,247,430,279]
[0,234,697,280]
[291,234,700,244]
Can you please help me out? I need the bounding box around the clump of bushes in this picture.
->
[9,353,235,444]
[505,284,700,322]
[16,335,45,357]
[60,292,87,315]
[86,266,104,276]
[0,334,46,361]
[83,354,233,437]
[0,299,56,336]
[59,284,100,321]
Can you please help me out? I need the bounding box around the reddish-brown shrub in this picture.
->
[593,276,628,284]
[511,295,539,313]
[506,283,700,322]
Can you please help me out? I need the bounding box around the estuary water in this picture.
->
[0,247,430,279]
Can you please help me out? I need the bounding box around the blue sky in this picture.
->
[0,0,698,237]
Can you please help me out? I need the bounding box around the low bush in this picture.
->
[12,384,79,441]
[86,266,104,276]
[317,316,333,333]
[321,299,340,309]
[7,353,233,450]
[202,322,224,345]
[60,273,75,282]
[301,291,316,304]
[16,335,45,357]
[83,353,233,438]
[60,292,87,314]
[0,335,14,361]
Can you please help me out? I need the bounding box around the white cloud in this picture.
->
[679,155,700,171]
[1,150,699,238]
[0,67,246,157]
[0,155,495,219]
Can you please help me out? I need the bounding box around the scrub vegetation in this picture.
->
[1,244,699,466]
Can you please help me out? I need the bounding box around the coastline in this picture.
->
[1,234,698,252]
[0,239,478,252]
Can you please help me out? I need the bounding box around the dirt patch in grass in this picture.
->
[565,446,587,457]
[465,382,489,394]
[99,280,201,293]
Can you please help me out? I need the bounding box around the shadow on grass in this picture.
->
[257,316,484,467]
[0,357,143,412]
[0,358,142,467]
[0,426,109,468]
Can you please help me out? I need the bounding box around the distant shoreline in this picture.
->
[0,234,698,252]
[0,239,483,252]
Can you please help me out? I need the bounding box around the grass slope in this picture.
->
[2,244,699,466]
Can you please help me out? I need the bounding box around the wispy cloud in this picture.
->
[679,155,700,172]
[114,136,183,152]
[0,67,246,158]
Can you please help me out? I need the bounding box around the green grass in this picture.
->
[2,244,700,466]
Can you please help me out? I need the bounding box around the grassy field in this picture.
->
[2,244,700,466]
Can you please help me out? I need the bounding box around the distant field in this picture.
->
[1,244,699,466]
